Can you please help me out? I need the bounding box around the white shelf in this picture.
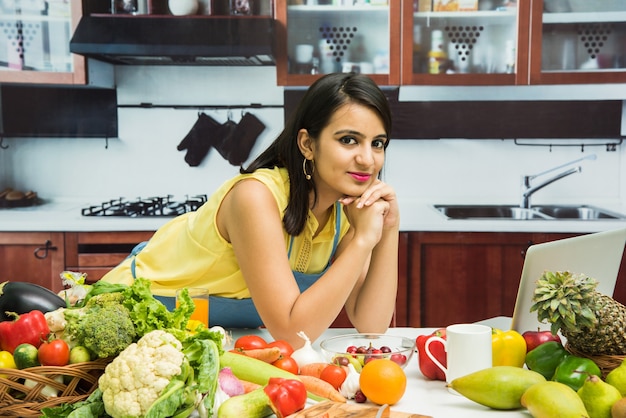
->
[543,11,626,24]
[413,10,517,25]
[288,4,389,12]
[2,14,70,23]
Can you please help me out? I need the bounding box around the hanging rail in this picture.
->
[117,103,284,110]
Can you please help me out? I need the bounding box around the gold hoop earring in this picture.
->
[302,158,313,180]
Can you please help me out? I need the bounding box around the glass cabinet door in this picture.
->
[276,0,401,86]
[0,0,85,84]
[402,0,531,85]
[530,0,626,84]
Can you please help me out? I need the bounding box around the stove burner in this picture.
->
[81,195,208,217]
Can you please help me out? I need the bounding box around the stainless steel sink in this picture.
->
[532,205,626,220]
[433,204,626,220]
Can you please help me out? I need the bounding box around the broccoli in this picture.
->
[77,304,137,358]
[62,293,137,359]
[84,291,126,308]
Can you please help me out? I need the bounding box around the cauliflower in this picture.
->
[98,330,185,418]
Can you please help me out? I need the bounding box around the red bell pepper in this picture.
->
[0,310,50,353]
[263,377,307,418]
[416,328,447,381]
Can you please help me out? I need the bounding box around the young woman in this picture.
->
[102,73,399,346]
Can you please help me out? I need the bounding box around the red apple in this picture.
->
[522,329,562,352]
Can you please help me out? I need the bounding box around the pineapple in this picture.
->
[531,270,626,356]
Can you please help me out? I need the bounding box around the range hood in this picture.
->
[70,15,275,66]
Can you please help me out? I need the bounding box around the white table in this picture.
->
[228,317,529,418]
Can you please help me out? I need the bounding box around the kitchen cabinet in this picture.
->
[402,0,626,85]
[64,231,155,283]
[404,231,626,328]
[0,232,66,293]
[529,0,626,84]
[402,1,531,85]
[275,0,402,86]
[0,1,86,84]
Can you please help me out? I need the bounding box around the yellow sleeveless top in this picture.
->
[101,167,349,298]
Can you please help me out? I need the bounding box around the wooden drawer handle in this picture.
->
[34,240,58,260]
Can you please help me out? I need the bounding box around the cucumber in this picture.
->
[217,388,273,418]
[220,351,300,385]
[0,281,65,321]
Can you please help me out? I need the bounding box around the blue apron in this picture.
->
[130,202,342,329]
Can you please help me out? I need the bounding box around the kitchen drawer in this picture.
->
[65,231,154,283]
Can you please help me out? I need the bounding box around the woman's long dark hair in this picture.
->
[242,73,392,236]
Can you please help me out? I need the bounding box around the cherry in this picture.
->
[355,390,367,403]
[333,356,350,367]
[390,353,407,366]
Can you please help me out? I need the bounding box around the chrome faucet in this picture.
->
[520,154,597,209]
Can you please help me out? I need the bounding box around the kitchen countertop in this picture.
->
[0,197,626,233]
[228,316,528,418]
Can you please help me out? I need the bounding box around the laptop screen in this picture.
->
[510,227,626,334]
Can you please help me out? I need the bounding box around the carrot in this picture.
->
[239,379,262,394]
[230,346,282,363]
[299,362,328,378]
[299,375,347,403]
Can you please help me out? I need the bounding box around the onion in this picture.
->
[218,367,244,397]
[291,331,324,370]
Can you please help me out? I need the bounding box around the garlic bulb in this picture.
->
[339,363,360,399]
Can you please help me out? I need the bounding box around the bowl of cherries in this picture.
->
[319,333,416,369]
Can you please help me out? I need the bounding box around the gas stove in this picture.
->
[81,195,207,217]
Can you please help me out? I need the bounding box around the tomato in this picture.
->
[38,339,70,367]
[267,340,295,358]
[272,356,299,375]
[234,335,268,350]
[320,364,347,390]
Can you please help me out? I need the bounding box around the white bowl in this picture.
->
[319,333,416,369]
[169,0,199,15]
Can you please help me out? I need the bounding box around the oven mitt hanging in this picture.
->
[225,112,266,166]
[213,119,238,161]
[177,113,221,167]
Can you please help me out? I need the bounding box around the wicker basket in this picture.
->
[0,358,112,418]
[565,343,626,379]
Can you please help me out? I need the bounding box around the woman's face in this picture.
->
[303,102,388,202]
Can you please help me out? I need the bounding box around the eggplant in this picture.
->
[0,281,66,321]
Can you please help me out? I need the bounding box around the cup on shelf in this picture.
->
[295,44,314,64]
[424,323,493,393]
[293,44,314,74]
[176,287,210,327]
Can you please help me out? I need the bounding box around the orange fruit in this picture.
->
[359,359,407,405]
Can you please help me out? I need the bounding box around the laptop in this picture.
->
[510,227,626,334]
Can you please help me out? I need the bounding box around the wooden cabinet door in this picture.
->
[0,1,86,84]
[0,232,66,292]
[401,1,531,85]
[65,231,155,283]
[407,232,533,327]
[528,0,626,85]
[275,0,401,86]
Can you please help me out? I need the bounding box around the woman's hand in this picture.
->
[339,180,399,230]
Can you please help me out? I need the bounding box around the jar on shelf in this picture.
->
[428,30,448,74]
